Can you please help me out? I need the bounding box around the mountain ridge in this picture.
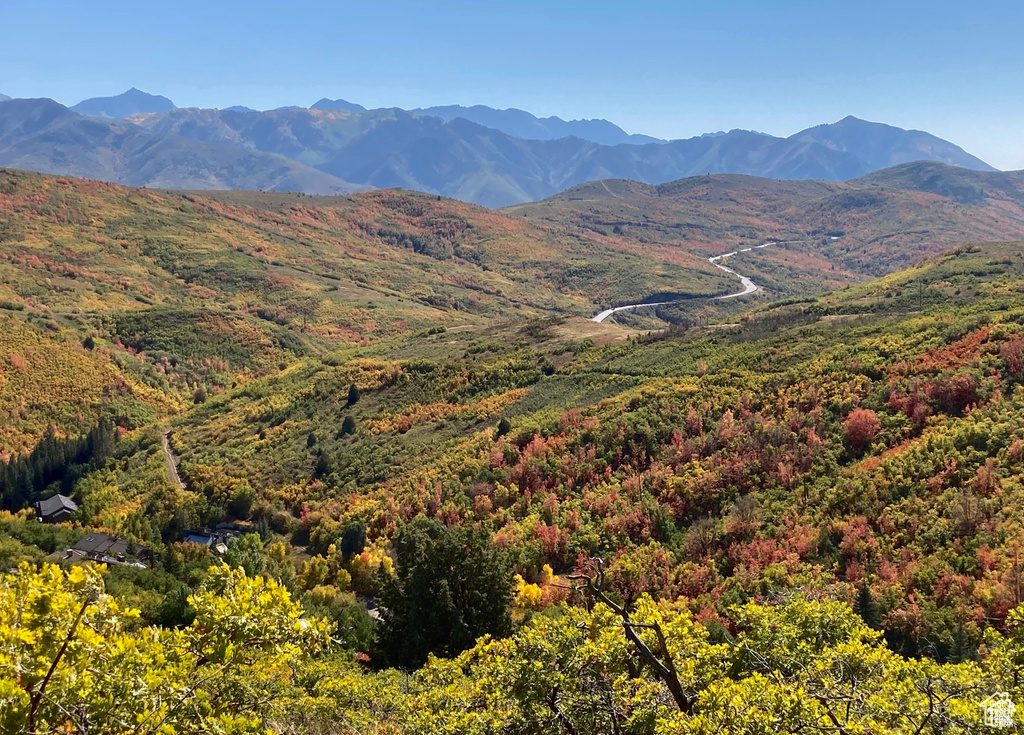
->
[70,87,176,118]
[0,94,1001,206]
[311,98,367,112]
[0,98,361,194]
[410,104,662,146]
[791,115,995,172]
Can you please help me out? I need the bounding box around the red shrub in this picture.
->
[843,408,881,449]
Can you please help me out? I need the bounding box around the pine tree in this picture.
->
[314,450,331,479]
[376,518,513,669]
[947,624,978,663]
[855,584,881,630]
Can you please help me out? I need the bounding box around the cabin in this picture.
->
[182,526,240,555]
[35,493,78,523]
[66,532,147,567]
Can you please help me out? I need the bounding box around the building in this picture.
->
[182,526,241,555]
[35,494,78,523]
[66,532,147,567]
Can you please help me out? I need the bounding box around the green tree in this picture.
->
[855,583,881,630]
[340,415,356,436]
[376,518,513,669]
[222,533,266,577]
[341,522,367,559]
[228,484,256,520]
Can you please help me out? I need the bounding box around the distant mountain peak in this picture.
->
[71,88,176,118]
[311,98,366,112]
[0,93,11,102]
[791,116,995,172]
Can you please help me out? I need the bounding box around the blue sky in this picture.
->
[2,0,1022,168]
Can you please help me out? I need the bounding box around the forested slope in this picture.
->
[3,170,1024,734]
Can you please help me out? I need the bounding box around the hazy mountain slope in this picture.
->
[0,94,10,102]
[71,87,176,117]
[412,104,662,145]
[311,98,366,112]
[130,105,399,168]
[2,98,1000,205]
[0,99,360,193]
[562,130,868,184]
[791,115,996,172]
[130,107,869,206]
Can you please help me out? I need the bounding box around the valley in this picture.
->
[5,5,1024,731]
[3,163,1024,734]
[592,242,775,322]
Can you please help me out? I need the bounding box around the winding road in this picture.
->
[162,430,187,490]
[591,242,776,323]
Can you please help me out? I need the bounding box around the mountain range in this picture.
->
[0,88,999,206]
[0,98,360,193]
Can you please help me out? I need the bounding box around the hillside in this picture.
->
[3,170,1024,731]
[5,164,1024,453]
[11,237,1024,664]
[510,163,1024,307]
[0,168,733,455]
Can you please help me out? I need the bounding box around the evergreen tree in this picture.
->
[0,418,117,510]
[340,522,367,559]
[855,584,881,630]
[347,383,360,406]
[314,450,331,479]
[340,415,357,436]
[947,624,978,663]
[376,517,513,669]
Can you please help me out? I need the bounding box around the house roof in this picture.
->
[73,532,143,558]
[36,494,78,518]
